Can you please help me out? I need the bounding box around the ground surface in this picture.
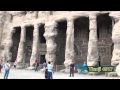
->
[0,69,120,79]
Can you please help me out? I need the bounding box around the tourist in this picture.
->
[47,61,53,79]
[35,60,39,72]
[70,63,75,77]
[43,61,47,70]
[3,61,11,79]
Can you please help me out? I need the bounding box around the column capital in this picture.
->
[67,18,74,28]
[34,23,41,30]
[109,12,120,24]
[89,14,97,20]
[44,21,58,39]
[21,25,26,30]
[89,12,99,19]
[109,11,120,19]
[89,15,97,31]
[67,17,74,22]
[45,21,57,27]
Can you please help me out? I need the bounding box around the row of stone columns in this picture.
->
[4,24,42,68]
[15,24,43,68]
[5,14,99,69]
[44,15,99,68]
[6,13,120,72]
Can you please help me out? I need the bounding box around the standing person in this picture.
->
[47,61,53,79]
[35,60,39,72]
[70,63,75,77]
[45,66,48,79]
[43,61,47,70]
[0,59,3,73]
[3,61,11,79]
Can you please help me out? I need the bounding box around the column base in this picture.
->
[87,61,99,66]
[26,66,35,70]
[59,67,70,73]
[116,65,120,76]
[88,72,104,75]
[16,63,25,69]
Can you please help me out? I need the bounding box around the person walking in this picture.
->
[3,61,11,79]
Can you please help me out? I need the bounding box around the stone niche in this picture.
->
[11,27,21,62]
[55,20,67,65]
[25,25,34,63]
[97,13,113,66]
[74,16,89,64]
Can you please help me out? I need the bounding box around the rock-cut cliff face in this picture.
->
[0,11,11,58]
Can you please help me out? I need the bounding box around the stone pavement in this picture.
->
[0,69,120,79]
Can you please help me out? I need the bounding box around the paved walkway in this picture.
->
[0,69,120,79]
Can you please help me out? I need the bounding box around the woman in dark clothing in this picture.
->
[0,59,3,73]
[45,68,48,79]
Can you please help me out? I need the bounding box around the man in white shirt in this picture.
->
[3,61,11,79]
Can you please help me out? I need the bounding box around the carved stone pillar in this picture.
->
[30,24,39,67]
[15,26,26,68]
[109,12,120,76]
[87,14,99,66]
[4,27,14,62]
[64,18,75,68]
[44,21,57,65]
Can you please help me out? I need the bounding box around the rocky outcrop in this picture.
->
[110,11,120,76]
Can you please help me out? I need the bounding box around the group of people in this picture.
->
[0,58,89,79]
[44,61,54,79]
[34,60,54,79]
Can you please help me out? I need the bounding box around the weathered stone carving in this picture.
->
[1,11,120,76]
[15,26,26,68]
[87,14,99,66]
[30,24,40,67]
[64,18,75,67]
[4,27,14,62]
[44,21,57,64]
